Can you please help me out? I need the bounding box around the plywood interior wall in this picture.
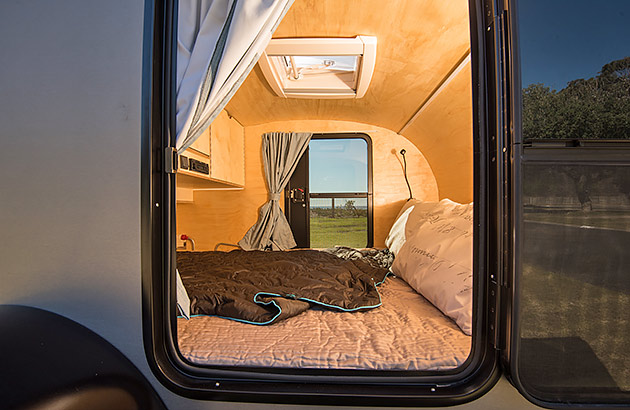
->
[224,0,473,203]
[209,110,245,185]
[176,120,438,251]
[400,60,473,203]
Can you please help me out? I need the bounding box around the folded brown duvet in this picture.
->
[176,249,389,324]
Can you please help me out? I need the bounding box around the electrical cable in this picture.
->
[400,149,413,200]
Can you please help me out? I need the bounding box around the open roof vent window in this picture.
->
[258,36,377,99]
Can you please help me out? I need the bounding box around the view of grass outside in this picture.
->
[309,199,367,248]
[310,216,367,248]
[308,137,370,248]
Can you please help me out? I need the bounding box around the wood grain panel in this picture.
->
[225,0,470,132]
[401,61,473,203]
[177,120,438,250]
[210,110,245,185]
[188,127,210,156]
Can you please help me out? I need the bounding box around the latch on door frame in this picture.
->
[164,147,178,174]
[290,187,306,203]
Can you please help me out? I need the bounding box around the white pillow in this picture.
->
[390,199,473,335]
[385,199,439,256]
[385,199,419,255]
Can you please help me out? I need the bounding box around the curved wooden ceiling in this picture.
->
[225,0,470,132]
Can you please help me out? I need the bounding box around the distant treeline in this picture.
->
[310,200,367,218]
[310,208,367,218]
[523,56,630,140]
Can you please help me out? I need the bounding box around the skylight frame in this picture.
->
[258,36,377,99]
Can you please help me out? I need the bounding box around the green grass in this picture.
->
[310,216,367,248]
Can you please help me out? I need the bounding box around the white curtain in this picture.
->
[176,0,293,152]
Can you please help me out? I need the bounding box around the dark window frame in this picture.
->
[141,0,501,405]
[285,133,374,249]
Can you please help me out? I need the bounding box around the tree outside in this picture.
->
[523,56,630,141]
[522,57,630,211]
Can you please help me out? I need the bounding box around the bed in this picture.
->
[177,275,471,370]
[176,198,474,371]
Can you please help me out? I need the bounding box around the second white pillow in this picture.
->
[390,199,473,335]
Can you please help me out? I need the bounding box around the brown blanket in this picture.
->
[177,249,388,324]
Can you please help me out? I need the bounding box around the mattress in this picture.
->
[177,276,471,370]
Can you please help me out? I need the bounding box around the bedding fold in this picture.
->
[177,249,389,324]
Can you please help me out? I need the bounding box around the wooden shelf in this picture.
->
[177,170,244,188]
[176,170,243,203]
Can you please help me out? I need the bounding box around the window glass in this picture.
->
[520,0,630,140]
[517,0,630,403]
[309,139,367,193]
[285,56,358,74]
[309,138,369,248]
[309,197,368,248]
[520,161,630,402]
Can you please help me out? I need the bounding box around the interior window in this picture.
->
[515,0,630,404]
[286,136,372,249]
[309,138,369,248]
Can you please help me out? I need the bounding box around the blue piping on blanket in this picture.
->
[177,274,391,321]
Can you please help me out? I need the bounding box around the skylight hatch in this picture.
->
[258,36,377,99]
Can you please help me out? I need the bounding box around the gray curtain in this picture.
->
[239,132,312,250]
[175,0,294,152]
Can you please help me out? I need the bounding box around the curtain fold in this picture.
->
[175,0,293,152]
[239,132,312,251]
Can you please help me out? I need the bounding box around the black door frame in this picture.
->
[143,0,501,403]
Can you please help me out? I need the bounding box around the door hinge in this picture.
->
[164,147,178,174]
